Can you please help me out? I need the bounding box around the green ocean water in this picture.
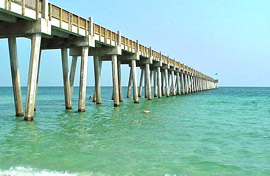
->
[0,87,269,176]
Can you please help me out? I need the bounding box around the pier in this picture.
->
[0,0,218,121]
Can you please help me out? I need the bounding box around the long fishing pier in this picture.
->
[0,0,218,121]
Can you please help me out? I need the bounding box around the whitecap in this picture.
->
[0,166,87,176]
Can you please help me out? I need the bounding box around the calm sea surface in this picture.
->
[0,87,269,176]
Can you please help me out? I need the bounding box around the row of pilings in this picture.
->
[7,36,216,121]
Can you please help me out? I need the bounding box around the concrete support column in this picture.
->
[154,69,158,97]
[190,75,193,93]
[200,78,203,91]
[198,78,200,91]
[171,70,176,96]
[131,60,138,103]
[61,48,72,109]
[70,56,77,98]
[189,74,192,93]
[203,79,205,90]
[194,77,196,92]
[24,34,41,121]
[188,74,191,93]
[8,37,24,116]
[168,71,171,92]
[138,68,144,97]
[191,75,194,92]
[93,56,102,104]
[93,59,102,102]
[150,70,153,86]
[164,69,170,97]
[34,50,42,111]
[118,60,123,102]
[127,68,132,98]
[184,73,188,94]
[145,64,152,100]
[196,77,199,92]
[193,76,196,92]
[176,72,181,95]
[183,73,186,93]
[112,55,120,106]
[78,47,89,112]
[161,70,165,96]
[198,78,201,91]
[180,72,185,94]
[195,77,197,91]
[175,72,179,94]
[199,78,201,91]
[157,67,162,98]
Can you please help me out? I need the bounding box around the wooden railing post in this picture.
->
[60,8,62,28]
[68,13,73,31]
[22,0,25,15]
[42,0,48,19]
[49,3,52,20]
[117,30,121,46]
[88,17,93,36]
[77,17,80,34]
[36,0,39,20]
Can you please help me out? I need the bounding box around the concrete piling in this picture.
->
[188,74,192,93]
[34,50,42,111]
[191,75,195,93]
[24,34,41,121]
[157,67,162,98]
[161,70,165,96]
[138,68,144,97]
[127,68,133,98]
[171,70,176,96]
[93,59,102,103]
[61,48,72,109]
[78,47,89,112]
[180,71,185,94]
[177,72,181,95]
[112,55,120,106]
[131,60,139,103]
[145,63,152,100]
[118,60,123,102]
[8,37,24,116]
[70,56,78,98]
[164,69,170,97]
[93,56,102,104]
[184,72,189,94]
[154,69,158,97]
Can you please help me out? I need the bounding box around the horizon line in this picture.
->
[0,86,269,88]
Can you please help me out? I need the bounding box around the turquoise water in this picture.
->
[0,87,269,176]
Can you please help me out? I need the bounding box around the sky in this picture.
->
[0,0,269,87]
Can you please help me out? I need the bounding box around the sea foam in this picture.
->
[0,166,88,176]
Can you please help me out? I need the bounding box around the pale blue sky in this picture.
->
[0,0,269,87]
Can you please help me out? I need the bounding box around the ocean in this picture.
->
[0,87,269,176]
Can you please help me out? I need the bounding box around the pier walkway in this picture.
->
[0,0,218,121]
